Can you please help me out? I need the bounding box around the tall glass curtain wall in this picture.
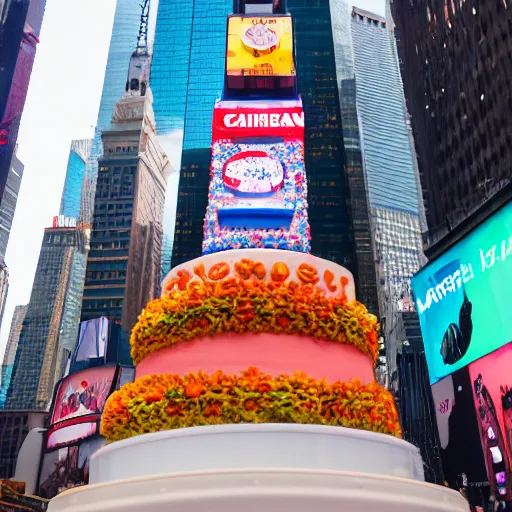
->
[156,0,358,271]
[350,13,423,290]
[60,149,87,220]
[150,0,232,267]
[330,0,379,314]
[351,14,419,214]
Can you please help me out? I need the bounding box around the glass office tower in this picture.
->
[0,147,24,262]
[154,0,366,303]
[6,227,80,410]
[151,0,232,267]
[59,140,92,220]
[350,8,423,308]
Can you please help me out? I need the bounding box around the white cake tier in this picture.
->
[48,468,469,512]
[161,248,356,301]
[90,424,423,484]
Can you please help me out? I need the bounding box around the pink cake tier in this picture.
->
[101,250,401,443]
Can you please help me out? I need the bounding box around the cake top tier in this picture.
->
[163,249,355,301]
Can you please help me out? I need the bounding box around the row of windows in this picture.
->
[93,218,132,230]
[86,270,126,281]
[82,299,123,310]
[90,240,130,250]
[102,145,138,156]
[95,202,133,211]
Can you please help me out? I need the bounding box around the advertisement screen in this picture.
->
[411,202,512,384]
[73,317,109,364]
[205,101,309,255]
[51,366,115,426]
[468,343,512,499]
[226,16,295,78]
[39,436,106,499]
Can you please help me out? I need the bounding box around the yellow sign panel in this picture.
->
[226,16,296,77]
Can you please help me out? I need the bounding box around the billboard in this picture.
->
[212,100,304,140]
[226,16,295,77]
[468,343,512,499]
[411,202,512,384]
[52,216,77,228]
[38,436,106,499]
[204,100,309,254]
[47,366,117,449]
[73,317,109,365]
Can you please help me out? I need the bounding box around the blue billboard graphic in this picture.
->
[412,202,512,384]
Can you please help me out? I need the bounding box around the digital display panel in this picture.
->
[469,343,512,499]
[411,202,512,384]
[226,16,295,78]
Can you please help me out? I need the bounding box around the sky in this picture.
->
[0,0,386,358]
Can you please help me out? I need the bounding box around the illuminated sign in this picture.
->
[223,111,304,129]
[212,100,304,140]
[52,215,77,228]
[47,366,117,449]
[226,16,295,78]
[411,202,512,384]
[468,343,512,499]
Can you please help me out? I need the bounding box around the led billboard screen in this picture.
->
[469,343,512,499]
[50,366,115,426]
[226,16,295,78]
[47,366,117,449]
[204,100,310,254]
[412,202,512,384]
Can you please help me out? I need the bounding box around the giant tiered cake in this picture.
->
[48,9,468,512]
[100,248,400,442]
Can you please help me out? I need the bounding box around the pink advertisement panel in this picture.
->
[469,343,512,500]
[50,366,116,426]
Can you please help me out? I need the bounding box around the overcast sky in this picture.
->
[0,0,385,358]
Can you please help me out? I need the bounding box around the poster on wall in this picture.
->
[411,202,512,384]
[468,343,512,500]
[226,16,295,78]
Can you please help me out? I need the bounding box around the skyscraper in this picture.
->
[350,8,424,306]
[81,52,170,364]
[330,0,379,314]
[59,140,92,220]
[79,0,147,228]
[0,263,8,334]
[153,0,368,304]
[0,0,46,208]
[0,147,24,262]
[0,305,28,409]
[151,0,233,267]
[5,227,80,410]
[391,0,512,253]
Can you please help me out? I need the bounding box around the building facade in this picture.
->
[0,147,24,262]
[153,0,372,306]
[0,263,8,338]
[0,0,46,208]
[350,7,424,307]
[391,0,512,252]
[60,140,92,220]
[151,0,232,267]
[0,305,28,409]
[0,411,47,479]
[79,0,145,228]
[330,0,379,314]
[81,75,170,363]
[5,228,79,410]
